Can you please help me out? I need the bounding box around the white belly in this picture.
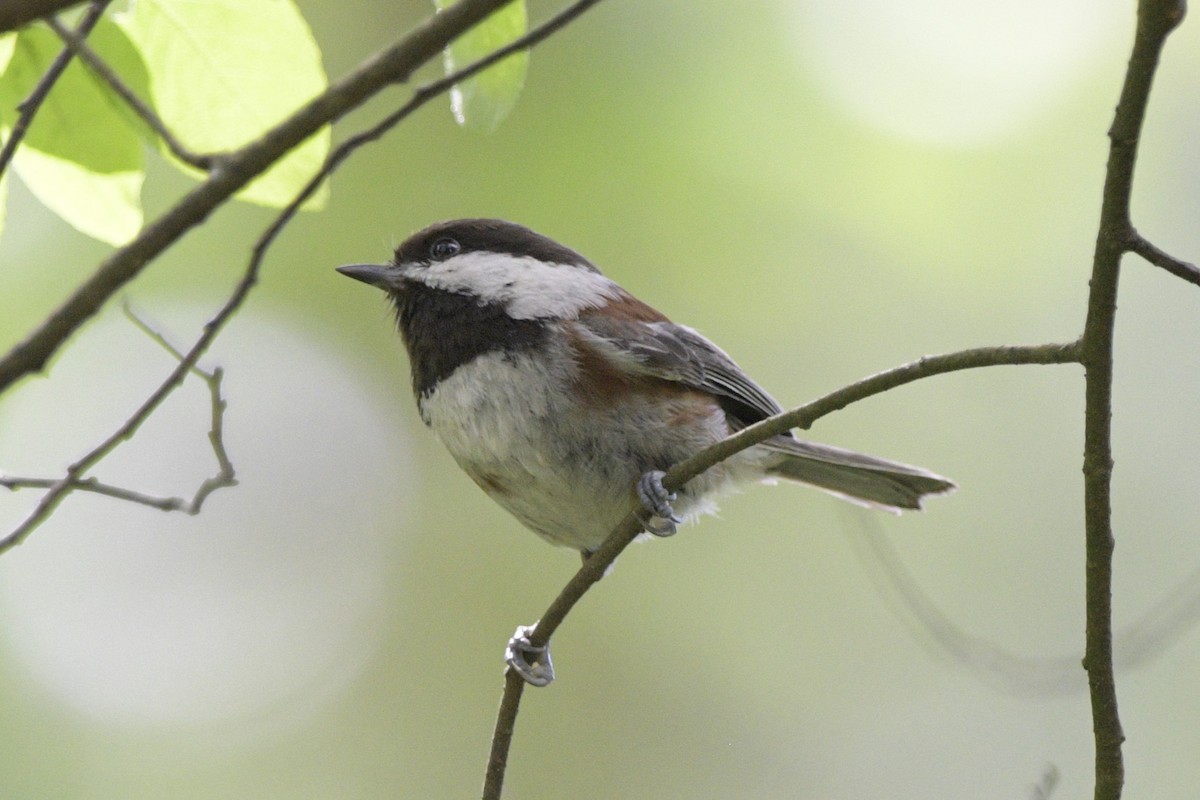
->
[417,349,733,551]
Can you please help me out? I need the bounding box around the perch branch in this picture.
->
[482,341,1081,799]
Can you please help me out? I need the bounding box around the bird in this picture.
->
[337,218,955,684]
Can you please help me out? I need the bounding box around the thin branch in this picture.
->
[1080,1,1185,798]
[545,342,1082,646]
[1128,232,1200,287]
[2,474,184,509]
[324,0,609,164]
[483,672,527,798]
[481,341,1081,800]
[122,300,208,377]
[3,472,200,513]
[46,16,215,170]
[122,302,237,511]
[0,0,111,179]
[0,0,610,555]
[0,0,522,394]
[0,309,236,536]
[670,342,1081,483]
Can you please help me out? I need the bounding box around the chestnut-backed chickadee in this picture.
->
[338,219,954,683]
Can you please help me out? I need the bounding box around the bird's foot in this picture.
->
[505,623,555,687]
[637,470,683,537]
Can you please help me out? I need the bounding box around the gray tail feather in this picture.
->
[762,437,956,512]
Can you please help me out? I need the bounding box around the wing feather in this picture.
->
[573,311,782,426]
[571,305,957,511]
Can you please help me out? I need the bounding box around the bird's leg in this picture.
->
[505,623,555,687]
[637,470,683,537]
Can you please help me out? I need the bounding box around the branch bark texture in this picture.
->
[1081,2,1185,798]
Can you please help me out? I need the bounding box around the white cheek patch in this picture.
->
[403,251,621,319]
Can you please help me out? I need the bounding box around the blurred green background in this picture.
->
[3,1,1200,797]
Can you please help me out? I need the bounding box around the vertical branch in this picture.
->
[1080,1,1184,798]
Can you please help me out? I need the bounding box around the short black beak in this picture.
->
[336,263,392,288]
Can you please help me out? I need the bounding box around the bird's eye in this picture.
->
[429,237,461,260]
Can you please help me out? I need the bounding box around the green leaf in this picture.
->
[434,0,529,132]
[0,23,144,245]
[15,147,142,243]
[118,0,330,209]
[86,13,156,143]
[0,33,15,75]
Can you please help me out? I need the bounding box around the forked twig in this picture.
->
[0,304,236,519]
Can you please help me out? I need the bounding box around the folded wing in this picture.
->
[574,308,955,511]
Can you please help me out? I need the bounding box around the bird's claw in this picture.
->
[505,624,555,687]
[637,470,683,537]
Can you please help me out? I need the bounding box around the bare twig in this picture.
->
[668,342,1081,483]
[0,0,521,394]
[2,474,195,510]
[0,0,609,555]
[122,302,237,510]
[0,0,111,179]
[0,307,236,538]
[1128,232,1200,287]
[481,341,1082,800]
[17,387,234,511]
[46,16,216,170]
[1080,1,1185,798]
